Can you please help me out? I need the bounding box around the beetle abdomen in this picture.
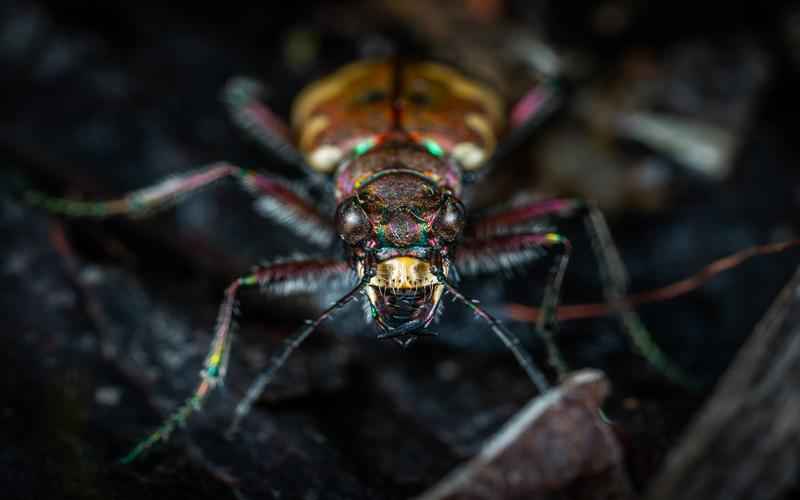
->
[291,59,505,175]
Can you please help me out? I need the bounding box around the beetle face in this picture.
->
[335,172,464,338]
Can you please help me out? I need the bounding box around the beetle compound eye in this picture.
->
[336,198,371,244]
[434,197,465,241]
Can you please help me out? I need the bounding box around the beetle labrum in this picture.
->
[27,59,687,461]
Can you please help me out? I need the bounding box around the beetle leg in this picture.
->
[240,172,335,246]
[455,232,571,376]
[25,162,335,246]
[535,233,572,377]
[121,258,351,463]
[581,204,696,386]
[476,81,560,177]
[509,82,561,132]
[467,199,694,386]
[223,76,323,180]
[25,162,240,218]
[468,198,577,238]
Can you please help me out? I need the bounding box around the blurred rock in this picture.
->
[418,370,634,500]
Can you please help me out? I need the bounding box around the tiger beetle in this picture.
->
[27,59,699,462]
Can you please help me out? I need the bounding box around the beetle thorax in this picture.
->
[334,143,462,203]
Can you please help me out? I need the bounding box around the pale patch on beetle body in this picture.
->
[451,142,486,170]
[307,144,343,172]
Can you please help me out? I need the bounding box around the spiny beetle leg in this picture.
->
[472,80,561,182]
[223,76,322,181]
[241,172,335,246]
[226,275,369,437]
[535,233,572,377]
[509,81,560,132]
[469,198,696,386]
[26,162,239,218]
[455,232,572,377]
[468,198,578,239]
[25,162,334,246]
[121,258,349,463]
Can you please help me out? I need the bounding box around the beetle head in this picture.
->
[335,172,465,340]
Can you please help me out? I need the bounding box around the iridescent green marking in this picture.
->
[129,196,145,212]
[418,221,430,245]
[545,233,562,243]
[376,224,387,246]
[239,275,258,286]
[120,394,203,464]
[422,139,444,158]
[236,168,254,181]
[25,190,112,217]
[353,137,376,157]
[121,269,255,464]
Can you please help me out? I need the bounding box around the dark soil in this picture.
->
[1,2,798,499]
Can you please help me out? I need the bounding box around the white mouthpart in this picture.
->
[360,257,449,324]
[369,256,440,289]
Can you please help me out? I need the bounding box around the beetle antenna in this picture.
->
[435,270,550,393]
[226,266,374,437]
[507,238,800,322]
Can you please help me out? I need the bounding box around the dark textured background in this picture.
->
[1,1,799,499]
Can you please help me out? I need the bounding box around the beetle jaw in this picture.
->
[358,256,448,335]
